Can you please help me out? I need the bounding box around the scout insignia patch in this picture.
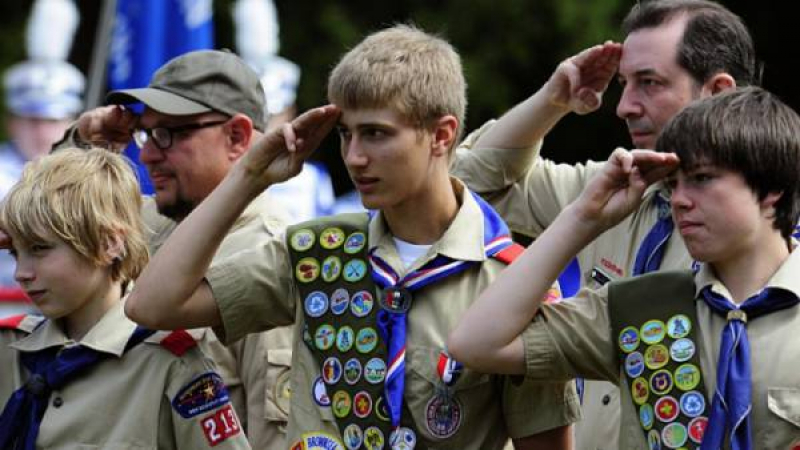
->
[390,427,417,450]
[172,372,230,418]
[290,432,345,450]
[200,404,241,445]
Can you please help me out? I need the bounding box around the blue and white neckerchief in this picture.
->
[368,191,513,430]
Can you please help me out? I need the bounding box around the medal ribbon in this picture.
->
[699,287,799,450]
[369,192,512,428]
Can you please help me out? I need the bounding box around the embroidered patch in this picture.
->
[305,291,329,318]
[363,426,385,450]
[332,390,352,418]
[639,403,654,430]
[312,377,330,406]
[355,327,378,354]
[649,369,673,396]
[666,314,691,339]
[631,377,649,405]
[670,338,695,362]
[342,423,364,450]
[647,429,661,450]
[625,351,645,378]
[344,232,366,254]
[330,288,350,315]
[290,229,316,252]
[290,432,345,450]
[201,404,241,446]
[619,326,640,353]
[343,358,362,385]
[296,257,321,283]
[644,344,669,370]
[425,394,463,439]
[350,290,374,317]
[320,227,346,250]
[679,391,705,418]
[688,417,707,444]
[353,391,373,418]
[315,324,336,351]
[590,265,612,287]
[654,396,679,423]
[674,364,701,391]
[172,372,230,418]
[374,395,390,422]
[343,259,368,282]
[364,357,387,384]
[389,427,417,450]
[640,320,666,345]
[322,357,343,384]
[322,256,342,283]
[336,326,355,352]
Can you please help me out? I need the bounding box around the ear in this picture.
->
[103,232,126,265]
[224,114,256,161]
[430,115,459,158]
[702,72,736,96]
[760,191,783,212]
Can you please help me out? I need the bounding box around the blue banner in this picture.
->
[109,0,214,194]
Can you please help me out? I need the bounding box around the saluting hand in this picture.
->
[547,41,622,115]
[239,104,340,189]
[574,149,679,231]
[75,105,138,153]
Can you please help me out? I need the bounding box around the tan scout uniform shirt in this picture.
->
[451,123,694,450]
[521,250,800,449]
[207,179,581,449]
[143,192,294,450]
[0,302,251,449]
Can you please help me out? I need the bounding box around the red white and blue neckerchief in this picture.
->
[368,191,513,429]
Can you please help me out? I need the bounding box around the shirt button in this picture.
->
[52,397,64,408]
[602,394,611,405]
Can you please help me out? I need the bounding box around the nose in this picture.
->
[342,137,368,169]
[138,139,165,165]
[669,181,692,211]
[14,258,35,285]
[616,84,642,120]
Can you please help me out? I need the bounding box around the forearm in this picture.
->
[449,204,602,371]
[125,165,268,328]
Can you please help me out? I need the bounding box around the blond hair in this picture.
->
[327,24,467,148]
[0,148,148,283]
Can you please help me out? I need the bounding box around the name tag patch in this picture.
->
[172,372,230,418]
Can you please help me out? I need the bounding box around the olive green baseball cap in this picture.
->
[106,49,266,131]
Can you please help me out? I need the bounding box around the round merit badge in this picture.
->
[640,319,666,345]
[290,229,315,252]
[336,326,355,352]
[344,232,367,254]
[654,396,679,423]
[343,358,362,385]
[320,227,346,250]
[343,423,363,450]
[332,390,352,418]
[425,394,463,439]
[322,256,343,282]
[322,357,343,384]
[363,426,385,450]
[667,314,691,339]
[305,291,329,318]
[625,351,645,378]
[639,403,654,431]
[631,377,649,405]
[296,257,320,283]
[356,327,379,354]
[313,377,331,406]
[390,427,417,450]
[330,288,350,315]
[661,422,688,448]
[688,416,708,444]
[315,324,336,351]
[350,290,375,317]
[644,344,669,370]
[680,390,706,418]
[619,326,640,353]
[343,259,368,283]
[364,357,387,384]
[649,369,673,396]
[674,363,701,391]
[353,391,373,418]
[670,338,695,362]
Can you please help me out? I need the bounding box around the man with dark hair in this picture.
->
[451,1,759,448]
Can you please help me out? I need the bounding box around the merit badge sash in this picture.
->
[608,270,710,449]
[288,213,394,448]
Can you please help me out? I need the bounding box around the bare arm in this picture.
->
[473,41,621,150]
[448,149,678,373]
[124,105,340,330]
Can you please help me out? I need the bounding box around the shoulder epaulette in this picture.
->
[492,242,524,265]
[0,314,45,333]
[145,329,203,356]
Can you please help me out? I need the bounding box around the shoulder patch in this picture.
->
[145,329,202,356]
[172,372,231,418]
[492,242,524,265]
[0,314,26,330]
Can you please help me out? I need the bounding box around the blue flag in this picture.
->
[108,0,214,194]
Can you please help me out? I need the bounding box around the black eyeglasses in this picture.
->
[132,120,227,150]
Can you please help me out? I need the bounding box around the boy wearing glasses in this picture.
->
[54,50,294,449]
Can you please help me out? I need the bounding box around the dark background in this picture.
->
[1,0,795,196]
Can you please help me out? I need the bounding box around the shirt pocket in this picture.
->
[405,346,494,447]
[264,348,292,422]
[764,387,800,448]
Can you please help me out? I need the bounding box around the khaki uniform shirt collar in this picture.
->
[693,248,800,300]
[11,302,137,357]
[367,177,488,272]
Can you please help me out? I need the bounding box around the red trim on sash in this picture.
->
[0,287,29,303]
[0,314,26,329]
[160,330,198,356]
[492,242,524,265]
